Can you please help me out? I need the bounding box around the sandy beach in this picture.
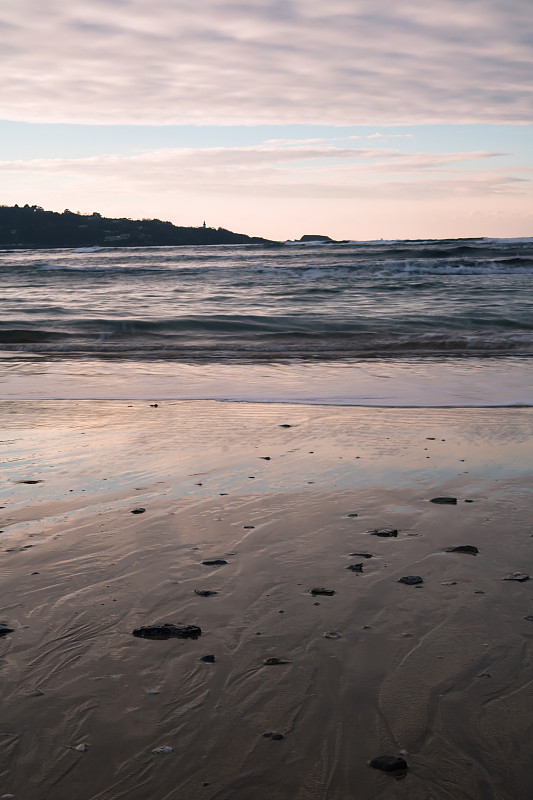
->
[1,401,532,799]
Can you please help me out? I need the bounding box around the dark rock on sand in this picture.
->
[350,552,373,558]
[369,755,408,773]
[370,528,398,537]
[263,732,284,740]
[279,424,292,428]
[260,456,271,460]
[243,525,255,529]
[16,479,43,484]
[194,590,218,597]
[202,559,228,566]
[346,563,364,572]
[446,545,479,555]
[346,513,359,517]
[263,657,290,665]
[0,625,15,637]
[132,623,202,640]
[502,572,530,582]
[131,507,146,514]
[310,587,336,596]
[524,615,533,622]
[430,497,457,504]
[200,654,216,663]
[398,576,423,585]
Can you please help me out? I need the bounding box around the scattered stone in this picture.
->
[430,497,457,504]
[441,581,457,585]
[263,732,284,740]
[260,456,271,460]
[324,631,341,639]
[346,564,364,572]
[146,688,160,695]
[446,545,479,555]
[350,552,373,559]
[310,587,335,596]
[426,437,436,440]
[346,513,359,517]
[132,623,202,640]
[477,673,492,678]
[195,590,218,597]
[149,404,159,407]
[464,499,475,503]
[31,572,40,575]
[362,626,372,630]
[263,657,290,665]
[131,507,145,514]
[398,576,423,585]
[16,479,43,484]
[369,755,408,773]
[152,746,172,754]
[474,590,485,594]
[524,616,533,622]
[200,654,216,663]
[279,424,292,428]
[74,743,89,752]
[313,602,320,606]
[243,525,255,529]
[202,559,228,566]
[369,528,398,537]
[502,572,529,582]
[0,626,14,637]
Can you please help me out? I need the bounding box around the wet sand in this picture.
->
[1,401,532,800]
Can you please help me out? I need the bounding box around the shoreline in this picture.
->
[1,401,532,799]
[1,355,531,407]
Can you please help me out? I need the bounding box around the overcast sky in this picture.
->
[1,0,531,239]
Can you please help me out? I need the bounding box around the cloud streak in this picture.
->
[0,143,523,201]
[1,0,531,125]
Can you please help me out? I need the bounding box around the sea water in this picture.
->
[0,238,532,406]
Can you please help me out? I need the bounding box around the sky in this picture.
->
[0,0,532,241]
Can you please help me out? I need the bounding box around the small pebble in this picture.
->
[502,572,529,582]
[324,631,341,639]
[152,746,173,755]
[441,581,457,585]
[200,654,216,663]
[369,755,408,773]
[398,576,423,585]
[131,508,145,514]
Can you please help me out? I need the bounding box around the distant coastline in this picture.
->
[0,204,278,249]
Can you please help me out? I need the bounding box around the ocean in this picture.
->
[1,237,532,406]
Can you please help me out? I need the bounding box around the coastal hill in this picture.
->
[0,204,276,248]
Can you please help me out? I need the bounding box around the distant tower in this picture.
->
[203,220,206,228]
